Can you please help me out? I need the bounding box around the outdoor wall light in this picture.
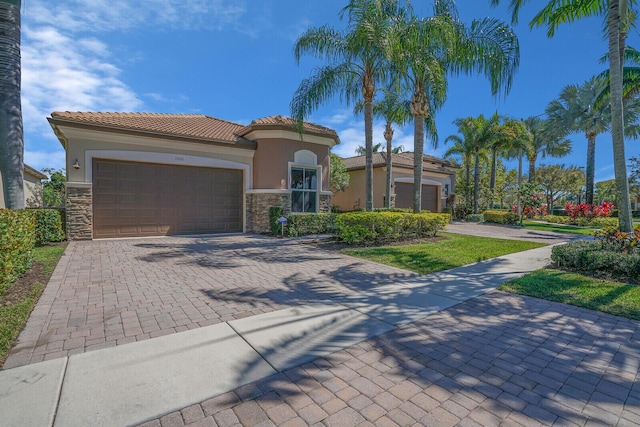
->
[73,159,80,170]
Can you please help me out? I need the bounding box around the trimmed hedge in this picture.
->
[543,215,573,225]
[269,207,336,237]
[552,240,640,282]
[335,211,450,245]
[543,215,618,228]
[1,209,36,295]
[33,209,65,246]
[464,214,484,223]
[483,210,519,225]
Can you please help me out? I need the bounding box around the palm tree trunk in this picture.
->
[489,148,497,209]
[464,153,471,206]
[413,116,424,213]
[0,0,24,209]
[609,0,633,232]
[384,121,393,208]
[528,154,537,182]
[473,151,480,214]
[585,133,596,205]
[364,99,374,211]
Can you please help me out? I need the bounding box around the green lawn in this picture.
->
[0,245,66,366]
[499,269,640,321]
[342,232,546,275]
[521,220,596,236]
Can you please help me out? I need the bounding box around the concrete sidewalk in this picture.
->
[0,245,554,427]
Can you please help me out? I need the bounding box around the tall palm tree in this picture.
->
[445,121,489,208]
[487,116,526,208]
[356,85,412,208]
[449,115,502,214]
[291,0,399,211]
[489,0,637,231]
[0,0,24,209]
[546,77,611,205]
[391,0,519,213]
[521,117,572,183]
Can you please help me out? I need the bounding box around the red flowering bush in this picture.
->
[564,202,614,223]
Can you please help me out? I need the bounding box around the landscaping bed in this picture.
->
[0,243,66,367]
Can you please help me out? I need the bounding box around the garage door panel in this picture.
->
[395,182,438,212]
[93,159,242,238]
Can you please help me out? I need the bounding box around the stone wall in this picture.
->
[246,192,291,234]
[319,193,332,213]
[66,184,92,240]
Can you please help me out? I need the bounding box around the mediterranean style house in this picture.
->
[332,152,458,212]
[0,163,48,209]
[48,112,338,240]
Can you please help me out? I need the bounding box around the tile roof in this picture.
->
[49,112,248,144]
[23,163,48,180]
[239,115,339,141]
[341,152,458,172]
[48,112,339,147]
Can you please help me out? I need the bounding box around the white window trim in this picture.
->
[288,161,322,213]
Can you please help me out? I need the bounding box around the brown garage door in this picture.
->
[93,159,243,238]
[394,182,438,212]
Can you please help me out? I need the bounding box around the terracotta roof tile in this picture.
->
[341,152,458,172]
[49,112,247,144]
[240,115,339,141]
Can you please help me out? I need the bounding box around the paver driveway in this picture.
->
[4,234,420,369]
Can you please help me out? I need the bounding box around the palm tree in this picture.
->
[291,0,399,212]
[520,117,572,183]
[356,85,412,208]
[355,143,383,156]
[487,116,526,208]
[546,77,611,205]
[448,115,503,214]
[489,0,637,231]
[391,0,519,213]
[445,121,488,208]
[0,0,24,209]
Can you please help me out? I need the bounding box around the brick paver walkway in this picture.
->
[138,292,640,427]
[4,235,419,369]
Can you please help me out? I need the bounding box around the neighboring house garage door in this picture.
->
[92,159,243,238]
[394,182,438,212]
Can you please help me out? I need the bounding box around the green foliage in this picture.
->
[543,215,573,225]
[41,168,66,207]
[551,240,640,283]
[335,211,450,245]
[575,217,618,228]
[330,153,350,193]
[33,209,65,246]
[0,210,36,295]
[464,214,484,222]
[269,206,285,235]
[285,213,337,237]
[483,210,519,224]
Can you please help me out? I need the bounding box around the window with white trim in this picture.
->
[291,167,318,212]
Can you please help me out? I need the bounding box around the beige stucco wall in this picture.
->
[253,138,330,191]
[333,164,456,212]
[0,169,43,208]
[60,127,254,185]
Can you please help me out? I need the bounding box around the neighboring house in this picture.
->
[0,163,48,208]
[332,152,458,212]
[48,112,338,240]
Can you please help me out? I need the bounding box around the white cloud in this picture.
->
[27,0,251,34]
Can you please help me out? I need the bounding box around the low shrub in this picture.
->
[576,217,618,228]
[464,214,484,223]
[483,210,519,225]
[552,240,640,283]
[0,209,36,295]
[594,225,640,254]
[286,213,336,237]
[269,206,285,235]
[33,209,65,246]
[335,211,450,245]
[453,204,471,220]
[374,208,413,213]
[544,215,573,225]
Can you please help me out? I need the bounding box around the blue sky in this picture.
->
[20,0,640,182]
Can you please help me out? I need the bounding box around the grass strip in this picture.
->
[521,221,596,236]
[499,269,640,321]
[0,245,66,365]
[342,232,545,275]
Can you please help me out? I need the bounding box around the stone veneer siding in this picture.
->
[66,184,93,240]
[246,191,332,234]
